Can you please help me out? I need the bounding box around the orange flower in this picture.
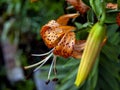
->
[40,13,85,58]
[24,13,85,83]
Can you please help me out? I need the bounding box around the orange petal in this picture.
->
[40,20,76,48]
[40,27,64,48]
[56,13,79,25]
[71,50,82,59]
[71,40,86,59]
[66,0,89,15]
[53,32,75,58]
[59,26,76,32]
[40,20,64,48]
[73,40,86,52]
[45,20,60,28]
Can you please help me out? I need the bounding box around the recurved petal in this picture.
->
[40,20,65,48]
[56,13,79,25]
[40,20,60,38]
[41,27,65,48]
[59,26,76,32]
[71,40,86,59]
[66,0,89,14]
[40,20,76,48]
[46,20,60,28]
[53,32,75,58]
[71,50,82,59]
[73,40,86,52]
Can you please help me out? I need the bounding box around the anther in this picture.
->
[52,78,58,82]
[45,80,50,85]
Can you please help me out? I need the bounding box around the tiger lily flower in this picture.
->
[24,13,86,82]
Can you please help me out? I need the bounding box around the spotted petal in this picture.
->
[40,20,76,48]
[53,32,75,58]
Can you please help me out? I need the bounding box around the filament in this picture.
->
[24,53,53,69]
[32,49,54,56]
[33,53,53,72]
[47,59,54,80]
[24,59,45,69]
[53,55,57,75]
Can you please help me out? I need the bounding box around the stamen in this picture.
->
[47,58,54,80]
[31,49,54,56]
[24,53,53,70]
[52,78,58,82]
[46,80,50,85]
[24,59,45,69]
[52,55,58,82]
[33,53,53,72]
[53,55,57,75]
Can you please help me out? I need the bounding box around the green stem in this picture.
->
[99,1,106,25]
[90,0,106,25]
[100,11,106,25]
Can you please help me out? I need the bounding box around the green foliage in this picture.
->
[54,0,120,90]
[54,24,120,90]
[90,0,104,19]
[0,0,64,90]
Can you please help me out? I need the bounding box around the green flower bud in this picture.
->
[75,22,106,86]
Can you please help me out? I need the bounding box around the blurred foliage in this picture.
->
[0,0,120,90]
[0,0,64,90]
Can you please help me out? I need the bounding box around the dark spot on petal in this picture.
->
[66,43,69,45]
[68,46,71,48]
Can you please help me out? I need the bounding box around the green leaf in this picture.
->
[100,54,120,79]
[107,24,119,37]
[87,9,94,23]
[89,0,104,19]
[99,65,120,90]
[105,12,117,23]
[102,42,120,62]
[87,57,99,90]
